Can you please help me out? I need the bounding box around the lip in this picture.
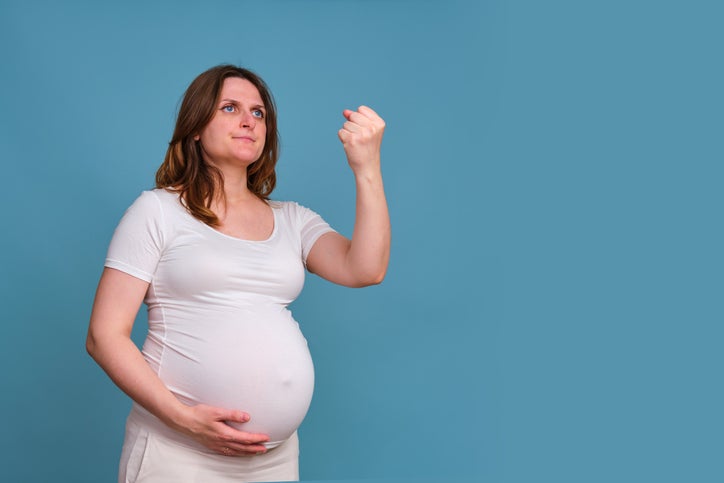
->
[232,135,255,142]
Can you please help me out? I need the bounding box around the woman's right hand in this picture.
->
[176,404,270,456]
[87,268,270,457]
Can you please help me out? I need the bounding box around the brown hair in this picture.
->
[155,64,279,226]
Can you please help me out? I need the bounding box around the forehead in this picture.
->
[219,77,264,104]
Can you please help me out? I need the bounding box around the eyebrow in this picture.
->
[219,98,266,110]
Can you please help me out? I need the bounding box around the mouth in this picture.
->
[232,136,255,142]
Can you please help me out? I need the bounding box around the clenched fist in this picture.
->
[337,105,385,176]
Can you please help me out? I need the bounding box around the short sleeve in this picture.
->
[291,202,336,264]
[105,191,166,282]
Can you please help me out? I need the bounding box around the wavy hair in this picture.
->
[155,64,279,226]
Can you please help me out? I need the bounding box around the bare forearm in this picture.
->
[346,168,391,285]
[87,333,187,431]
[87,269,267,454]
[87,329,268,454]
[307,105,390,287]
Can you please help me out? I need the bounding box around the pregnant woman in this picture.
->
[86,64,390,483]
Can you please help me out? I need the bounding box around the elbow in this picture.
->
[361,258,389,286]
[353,267,387,288]
[86,330,101,361]
[368,269,387,286]
[351,252,389,287]
[85,333,96,359]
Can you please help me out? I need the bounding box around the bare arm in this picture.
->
[306,106,391,287]
[86,267,269,455]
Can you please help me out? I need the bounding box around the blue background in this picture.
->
[1,0,721,482]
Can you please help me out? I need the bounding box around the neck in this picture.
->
[210,162,255,203]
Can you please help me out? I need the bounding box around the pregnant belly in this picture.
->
[148,307,315,448]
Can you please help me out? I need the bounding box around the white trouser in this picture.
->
[119,405,299,483]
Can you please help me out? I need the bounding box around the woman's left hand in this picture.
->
[306,105,390,288]
[337,105,386,175]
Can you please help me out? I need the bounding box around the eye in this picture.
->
[252,109,265,119]
[221,104,236,113]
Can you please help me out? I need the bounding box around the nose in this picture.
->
[240,111,256,129]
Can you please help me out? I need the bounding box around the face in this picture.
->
[196,77,267,170]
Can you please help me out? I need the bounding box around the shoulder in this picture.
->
[270,199,335,239]
[115,189,183,235]
[270,200,322,225]
[270,200,316,216]
[147,187,181,205]
[125,188,181,214]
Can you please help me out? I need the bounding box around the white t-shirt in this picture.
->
[105,189,335,448]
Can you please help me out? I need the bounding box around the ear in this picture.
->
[193,134,200,141]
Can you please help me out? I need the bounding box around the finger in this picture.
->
[357,105,382,121]
[345,110,373,127]
[346,106,383,126]
[218,442,268,456]
[219,409,251,424]
[344,108,385,134]
[198,403,250,424]
[343,108,375,124]
[229,439,270,451]
[222,432,270,454]
[342,121,361,133]
[338,127,357,145]
[220,427,270,445]
[238,432,270,445]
